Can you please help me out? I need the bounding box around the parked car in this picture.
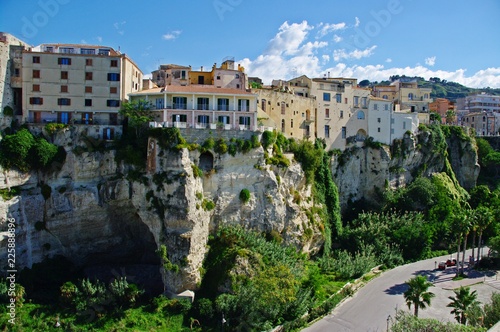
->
[438,261,447,270]
[446,259,457,267]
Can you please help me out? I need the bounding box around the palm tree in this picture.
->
[403,275,435,317]
[474,206,493,262]
[447,286,480,325]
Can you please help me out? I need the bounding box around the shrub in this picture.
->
[192,164,203,178]
[202,199,215,211]
[261,131,277,149]
[3,106,14,116]
[239,189,251,204]
[44,123,68,135]
[203,137,215,150]
[214,138,228,154]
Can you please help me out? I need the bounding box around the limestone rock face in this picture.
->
[332,132,479,210]
[0,131,321,294]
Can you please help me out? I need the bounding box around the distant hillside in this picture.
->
[361,76,500,102]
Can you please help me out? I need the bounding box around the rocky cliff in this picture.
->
[0,126,322,294]
[332,127,479,210]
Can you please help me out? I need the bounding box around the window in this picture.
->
[361,97,367,108]
[60,85,68,93]
[173,97,187,109]
[33,70,40,79]
[323,93,331,101]
[261,99,266,111]
[281,119,285,133]
[291,119,293,128]
[155,98,164,109]
[58,57,71,65]
[29,97,43,105]
[374,104,378,110]
[357,111,365,119]
[98,49,110,56]
[58,112,70,124]
[345,98,348,104]
[218,115,230,124]
[281,102,286,115]
[110,60,118,67]
[384,104,389,111]
[341,126,346,139]
[107,73,120,81]
[57,98,71,106]
[408,93,413,100]
[403,121,406,130]
[336,94,341,103]
[85,72,93,80]
[354,96,359,106]
[14,68,20,77]
[216,76,221,80]
[383,95,388,99]
[217,98,229,111]
[32,56,40,64]
[325,125,330,138]
[235,74,240,78]
[86,59,93,66]
[85,86,92,93]
[61,71,68,79]
[340,110,344,118]
[197,97,209,110]
[110,87,117,94]
[325,108,330,118]
[198,115,210,124]
[238,99,250,111]
[239,116,251,126]
[378,127,381,132]
[107,100,120,107]
[32,84,40,92]
[81,48,95,55]
[377,117,381,123]
[85,99,92,107]
[60,47,74,54]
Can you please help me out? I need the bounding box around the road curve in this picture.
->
[302,249,498,332]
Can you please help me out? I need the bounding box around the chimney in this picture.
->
[201,66,203,71]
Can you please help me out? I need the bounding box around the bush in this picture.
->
[202,137,215,150]
[214,138,228,154]
[261,131,276,149]
[3,106,14,116]
[239,189,251,204]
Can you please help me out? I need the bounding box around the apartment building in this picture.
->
[131,86,257,130]
[372,78,432,113]
[462,112,499,136]
[429,98,456,123]
[0,32,30,117]
[253,86,316,139]
[22,43,143,125]
[288,76,372,150]
[151,57,247,90]
[463,93,500,114]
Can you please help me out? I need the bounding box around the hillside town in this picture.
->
[1,31,500,152]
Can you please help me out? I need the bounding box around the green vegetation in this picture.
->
[0,128,62,172]
[239,188,251,204]
[404,275,435,317]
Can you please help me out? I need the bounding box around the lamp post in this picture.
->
[386,315,392,332]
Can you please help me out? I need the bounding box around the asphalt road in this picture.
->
[302,249,500,332]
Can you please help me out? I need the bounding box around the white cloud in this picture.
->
[266,21,312,56]
[333,45,377,61]
[425,56,436,66]
[354,17,360,27]
[162,30,182,40]
[237,20,500,88]
[113,21,126,35]
[317,22,346,38]
[333,34,342,43]
[80,39,87,44]
[96,36,103,43]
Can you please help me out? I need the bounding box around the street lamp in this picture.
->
[386,314,392,332]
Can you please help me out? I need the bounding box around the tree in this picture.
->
[447,286,480,325]
[473,206,493,262]
[446,109,456,124]
[119,99,154,137]
[429,111,441,124]
[403,275,435,317]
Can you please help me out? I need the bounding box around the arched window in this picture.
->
[357,110,365,119]
[383,95,388,99]
[408,93,414,100]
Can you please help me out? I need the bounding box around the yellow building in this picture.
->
[372,78,432,113]
[253,86,315,140]
[22,43,143,125]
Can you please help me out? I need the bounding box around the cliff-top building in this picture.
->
[22,43,143,125]
[372,78,432,113]
[132,59,258,131]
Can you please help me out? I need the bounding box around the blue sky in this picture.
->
[2,0,500,87]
